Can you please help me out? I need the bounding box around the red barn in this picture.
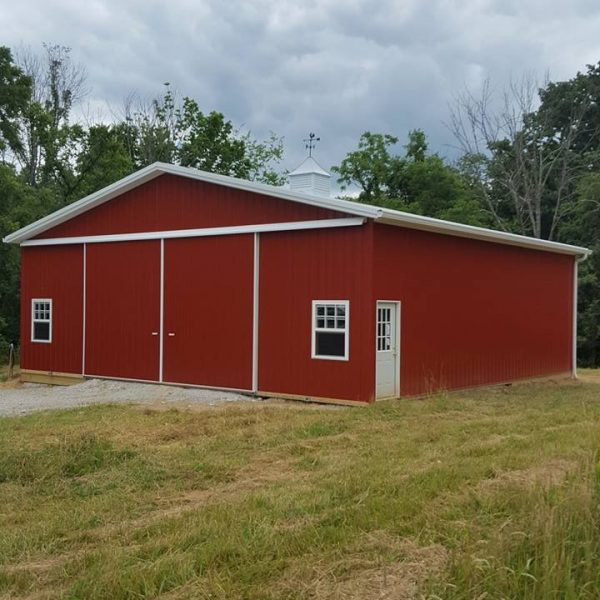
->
[4,162,589,404]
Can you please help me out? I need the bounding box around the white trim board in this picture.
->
[3,161,590,257]
[82,244,87,375]
[252,233,260,393]
[159,239,165,383]
[20,218,365,246]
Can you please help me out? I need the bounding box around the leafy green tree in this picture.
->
[0,165,56,358]
[333,130,487,226]
[47,124,135,205]
[0,47,31,157]
[449,76,590,240]
[11,44,87,187]
[332,132,403,202]
[559,173,600,366]
[123,86,285,184]
[536,62,600,155]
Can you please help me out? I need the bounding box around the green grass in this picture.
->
[1,375,600,599]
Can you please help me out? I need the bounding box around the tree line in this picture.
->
[1,44,599,366]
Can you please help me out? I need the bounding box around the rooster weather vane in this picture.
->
[303,132,320,157]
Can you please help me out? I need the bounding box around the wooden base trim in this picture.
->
[257,390,369,407]
[20,369,85,386]
[403,371,574,399]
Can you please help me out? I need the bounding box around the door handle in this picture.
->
[151,332,158,336]
[168,332,175,337]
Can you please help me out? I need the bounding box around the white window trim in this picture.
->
[31,298,52,343]
[311,300,350,361]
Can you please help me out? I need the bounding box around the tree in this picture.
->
[332,132,403,202]
[559,173,600,366]
[0,164,55,359]
[536,62,600,155]
[449,75,589,240]
[122,86,286,184]
[8,44,88,187]
[333,130,487,226]
[48,124,135,205]
[0,47,31,158]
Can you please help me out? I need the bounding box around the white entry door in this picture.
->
[376,302,399,398]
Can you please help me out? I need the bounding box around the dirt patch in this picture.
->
[483,459,578,490]
[276,532,448,599]
[0,377,22,389]
[575,371,600,385]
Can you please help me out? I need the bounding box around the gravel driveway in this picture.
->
[0,378,255,417]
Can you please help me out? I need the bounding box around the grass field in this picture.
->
[1,374,600,599]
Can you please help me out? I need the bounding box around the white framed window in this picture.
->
[311,300,349,360]
[31,299,52,343]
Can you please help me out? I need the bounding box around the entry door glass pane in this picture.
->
[377,307,393,351]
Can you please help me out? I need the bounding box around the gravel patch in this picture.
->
[0,378,256,417]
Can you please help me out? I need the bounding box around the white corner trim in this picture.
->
[572,258,578,378]
[82,244,87,375]
[20,218,366,246]
[159,239,165,383]
[252,233,260,393]
[572,254,589,378]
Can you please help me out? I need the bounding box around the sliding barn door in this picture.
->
[162,235,254,390]
[85,241,161,381]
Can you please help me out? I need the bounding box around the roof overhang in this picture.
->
[376,211,591,257]
[2,161,591,258]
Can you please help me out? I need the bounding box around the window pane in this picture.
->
[33,321,50,341]
[336,318,345,329]
[317,318,325,328]
[317,305,325,316]
[316,332,345,357]
[326,318,335,328]
[336,306,345,317]
[326,306,335,316]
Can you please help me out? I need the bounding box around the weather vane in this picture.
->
[303,132,320,157]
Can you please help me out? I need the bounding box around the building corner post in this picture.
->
[572,253,590,379]
[572,258,578,379]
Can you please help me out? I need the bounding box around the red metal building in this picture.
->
[4,162,589,403]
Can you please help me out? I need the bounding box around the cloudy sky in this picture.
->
[3,0,600,176]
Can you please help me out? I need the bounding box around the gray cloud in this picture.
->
[3,0,600,180]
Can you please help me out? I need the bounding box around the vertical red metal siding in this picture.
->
[373,224,574,396]
[37,175,342,239]
[163,235,254,389]
[85,241,160,381]
[20,245,83,374]
[258,225,375,402]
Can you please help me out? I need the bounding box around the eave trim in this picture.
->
[19,218,366,246]
[376,212,591,257]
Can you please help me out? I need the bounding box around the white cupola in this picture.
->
[288,134,331,197]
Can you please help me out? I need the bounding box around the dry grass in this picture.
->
[0,363,20,387]
[0,374,600,599]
